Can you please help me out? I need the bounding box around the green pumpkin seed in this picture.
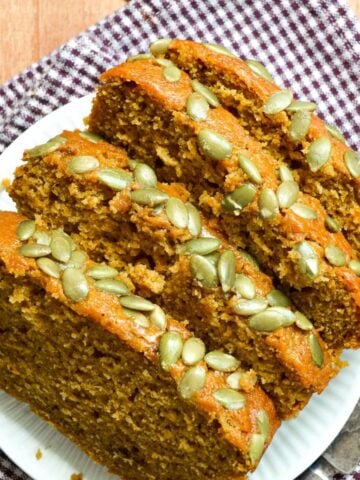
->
[325,215,341,233]
[191,80,220,107]
[119,295,155,312]
[180,237,220,255]
[62,268,89,302]
[149,305,167,330]
[182,337,206,365]
[276,181,299,208]
[286,100,317,112]
[226,371,246,390]
[344,150,360,178]
[218,250,236,292]
[166,198,189,229]
[36,257,61,278]
[19,243,52,258]
[50,235,72,263]
[163,65,181,82]
[309,333,324,368]
[203,252,220,267]
[258,188,279,220]
[349,259,360,276]
[294,311,313,330]
[159,331,184,371]
[306,137,332,172]
[186,92,209,122]
[97,168,133,190]
[134,163,157,187]
[128,53,153,62]
[186,203,202,236]
[278,165,294,182]
[239,250,260,270]
[238,154,262,184]
[150,38,171,55]
[222,184,257,213]
[213,388,246,410]
[86,265,118,279]
[263,90,293,115]
[245,59,273,82]
[178,366,207,399]
[234,298,268,316]
[294,241,319,278]
[79,131,102,143]
[122,308,150,328]
[205,351,240,372]
[257,410,270,439]
[248,307,295,332]
[67,250,88,269]
[249,433,266,464]
[95,279,129,296]
[289,110,312,141]
[25,136,66,158]
[290,203,318,219]
[190,254,218,288]
[234,274,256,299]
[156,58,175,67]
[68,155,99,174]
[131,188,169,206]
[325,124,345,143]
[198,129,233,161]
[128,159,139,170]
[33,231,51,246]
[151,204,165,216]
[266,289,291,307]
[324,245,347,267]
[16,220,36,241]
[204,42,237,57]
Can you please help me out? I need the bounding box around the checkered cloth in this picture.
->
[0,0,359,479]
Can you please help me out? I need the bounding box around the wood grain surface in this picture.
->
[0,0,359,85]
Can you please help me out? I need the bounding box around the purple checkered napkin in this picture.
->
[0,0,359,479]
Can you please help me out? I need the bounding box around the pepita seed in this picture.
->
[266,289,291,307]
[204,42,236,57]
[234,274,256,299]
[68,155,99,174]
[182,337,206,365]
[166,197,189,229]
[294,241,319,278]
[245,59,273,82]
[52,229,75,251]
[263,90,293,115]
[309,333,324,368]
[33,231,51,246]
[67,250,88,269]
[218,250,236,293]
[149,305,167,330]
[205,351,240,372]
[222,184,257,213]
[19,243,52,258]
[62,268,89,302]
[36,257,61,278]
[190,254,218,288]
[257,410,270,439]
[95,279,129,296]
[198,129,233,162]
[97,168,133,190]
[163,65,181,82]
[122,308,150,328]
[159,331,183,371]
[16,220,36,241]
[87,265,118,279]
[306,137,332,172]
[349,259,360,276]
[325,215,341,233]
[249,433,266,464]
[128,159,139,170]
[186,92,209,122]
[234,298,268,316]
[131,188,169,206]
[258,188,279,220]
[294,311,313,330]
[180,237,220,255]
[186,203,202,236]
[178,366,206,399]
[286,100,317,112]
[278,165,294,182]
[128,53,153,62]
[203,252,220,267]
[238,154,262,184]
[119,295,155,312]
[290,203,318,220]
[79,131,102,143]
[324,245,347,267]
[239,250,260,270]
[134,163,157,187]
[276,181,299,208]
[150,38,171,55]
[248,307,295,331]
[50,235,72,263]
[151,204,165,216]
[227,371,245,390]
[212,388,246,410]
[25,136,66,158]
[156,58,175,67]
[344,150,360,178]
[191,80,220,107]
[289,110,311,141]
[325,124,345,143]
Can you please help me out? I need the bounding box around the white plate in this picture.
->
[0,95,359,480]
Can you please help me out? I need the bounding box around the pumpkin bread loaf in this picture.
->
[9,130,342,418]
[153,39,360,254]
[0,211,280,480]
[87,57,360,349]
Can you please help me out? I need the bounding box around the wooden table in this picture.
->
[0,0,359,85]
